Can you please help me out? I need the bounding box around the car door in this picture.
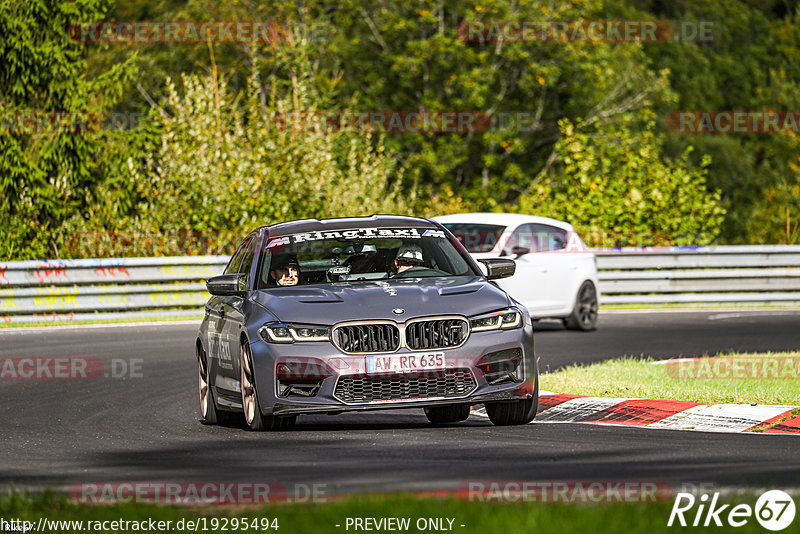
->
[223,234,258,394]
[519,224,574,312]
[495,224,555,315]
[206,236,251,395]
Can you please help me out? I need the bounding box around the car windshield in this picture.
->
[441,223,505,253]
[257,227,477,288]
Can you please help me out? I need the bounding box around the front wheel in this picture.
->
[486,375,538,426]
[198,344,220,425]
[240,340,296,431]
[564,281,598,331]
[486,397,538,426]
[424,404,471,425]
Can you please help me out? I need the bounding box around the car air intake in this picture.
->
[333,323,401,354]
[405,318,469,350]
[334,369,477,403]
[477,348,523,385]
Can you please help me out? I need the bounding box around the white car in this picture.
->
[433,213,599,330]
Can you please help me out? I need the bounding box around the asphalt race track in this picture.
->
[1,309,799,494]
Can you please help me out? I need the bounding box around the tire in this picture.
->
[564,281,599,331]
[486,374,539,426]
[197,344,220,425]
[424,404,471,425]
[239,339,296,431]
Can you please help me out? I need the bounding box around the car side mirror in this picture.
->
[511,246,530,258]
[478,258,516,280]
[206,273,247,296]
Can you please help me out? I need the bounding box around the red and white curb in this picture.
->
[471,392,800,434]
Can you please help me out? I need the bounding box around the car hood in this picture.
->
[252,276,511,324]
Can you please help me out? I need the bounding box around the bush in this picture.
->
[77,48,412,257]
[517,119,725,247]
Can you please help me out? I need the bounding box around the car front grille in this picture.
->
[405,318,469,350]
[333,323,400,354]
[334,369,476,403]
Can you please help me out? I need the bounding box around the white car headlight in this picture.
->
[470,307,522,332]
[260,323,331,343]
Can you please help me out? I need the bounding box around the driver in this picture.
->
[393,244,424,275]
[270,255,300,286]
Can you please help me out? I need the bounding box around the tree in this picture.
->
[0,0,138,259]
[748,152,800,244]
[518,118,725,247]
[623,0,800,242]
[119,45,409,255]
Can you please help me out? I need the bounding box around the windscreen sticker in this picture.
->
[267,228,444,248]
[422,229,446,238]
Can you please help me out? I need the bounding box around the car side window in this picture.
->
[224,237,251,275]
[503,224,568,254]
[534,224,568,251]
[237,236,258,286]
[502,224,534,255]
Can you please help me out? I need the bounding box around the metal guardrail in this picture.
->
[0,257,228,324]
[596,245,800,304]
[1,246,799,323]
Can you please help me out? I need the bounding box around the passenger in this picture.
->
[393,244,424,275]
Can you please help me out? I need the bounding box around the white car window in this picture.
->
[442,223,505,253]
[503,224,568,254]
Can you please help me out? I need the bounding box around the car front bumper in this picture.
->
[249,320,537,417]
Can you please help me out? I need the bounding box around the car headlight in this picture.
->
[470,307,522,332]
[259,323,331,343]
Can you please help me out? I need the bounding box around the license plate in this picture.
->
[366,352,445,374]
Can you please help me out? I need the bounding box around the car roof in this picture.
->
[262,215,439,234]
[432,212,574,231]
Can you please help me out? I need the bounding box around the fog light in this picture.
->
[275,359,333,381]
[477,348,523,385]
[275,358,334,398]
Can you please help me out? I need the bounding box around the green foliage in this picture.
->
[119,46,409,254]
[0,0,140,259]
[98,0,678,206]
[748,152,800,244]
[5,0,800,259]
[519,119,725,247]
[620,0,800,243]
[316,0,674,206]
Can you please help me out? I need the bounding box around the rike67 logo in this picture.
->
[668,490,796,531]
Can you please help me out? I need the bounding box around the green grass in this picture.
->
[0,491,789,534]
[0,315,203,329]
[540,352,800,405]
